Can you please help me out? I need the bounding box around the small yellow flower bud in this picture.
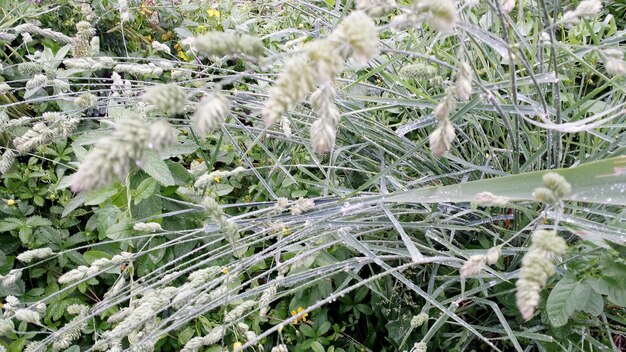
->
[6,199,15,206]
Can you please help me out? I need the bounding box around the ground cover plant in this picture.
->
[0,0,625,351]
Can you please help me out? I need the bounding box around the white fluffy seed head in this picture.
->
[460,255,486,278]
[192,92,230,137]
[14,309,41,324]
[455,62,472,101]
[17,247,54,263]
[143,84,187,116]
[333,11,379,66]
[429,120,456,158]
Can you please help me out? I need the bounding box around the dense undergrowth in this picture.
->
[0,0,625,351]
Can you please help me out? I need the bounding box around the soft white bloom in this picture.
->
[17,247,55,263]
[14,309,40,324]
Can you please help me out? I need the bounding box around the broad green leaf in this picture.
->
[140,150,175,186]
[581,290,604,316]
[387,157,626,206]
[607,285,626,307]
[546,277,591,327]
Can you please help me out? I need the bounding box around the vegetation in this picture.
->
[0,0,625,351]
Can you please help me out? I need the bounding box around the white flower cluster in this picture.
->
[142,83,187,116]
[13,112,79,155]
[71,118,175,192]
[202,196,243,256]
[516,230,567,320]
[429,88,457,158]
[16,247,54,263]
[459,246,501,278]
[290,197,315,215]
[192,92,231,137]
[562,0,602,25]
[194,166,246,188]
[132,222,163,232]
[532,172,572,206]
[262,10,379,153]
[58,252,133,284]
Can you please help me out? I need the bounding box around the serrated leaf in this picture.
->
[140,150,175,186]
[0,218,23,232]
[26,215,52,227]
[546,277,591,327]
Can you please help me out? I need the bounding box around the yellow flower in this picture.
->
[222,267,229,274]
[175,42,188,61]
[290,306,308,324]
[161,31,174,41]
[207,9,220,17]
[214,176,221,183]
[232,341,242,350]
[282,227,290,236]
[298,23,304,29]
[6,199,15,206]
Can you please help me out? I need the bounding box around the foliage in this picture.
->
[0,0,625,351]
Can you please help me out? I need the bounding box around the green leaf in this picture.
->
[140,150,175,186]
[26,216,52,227]
[83,250,112,264]
[84,187,119,206]
[0,218,23,232]
[581,290,604,316]
[62,193,87,217]
[546,277,591,327]
[607,285,626,307]
[133,177,158,205]
[106,219,132,240]
[311,340,325,352]
[388,157,626,206]
[300,324,317,338]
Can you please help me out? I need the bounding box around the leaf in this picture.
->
[546,277,591,327]
[26,216,52,227]
[387,157,626,206]
[607,285,626,307]
[133,177,158,205]
[300,324,317,338]
[0,218,23,232]
[84,187,119,206]
[581,290,604,316]
[158,140,198,159]
[310,340,325,352]
[106,219,132,240]
[63,193,87,218]
[83,250,112,264]
[140,150,175,186]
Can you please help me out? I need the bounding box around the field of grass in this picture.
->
[0,0,625,351]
